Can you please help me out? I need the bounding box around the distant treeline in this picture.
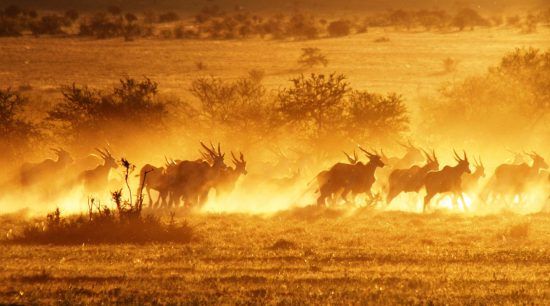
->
[0,0,546,11]
[1,4,548,40]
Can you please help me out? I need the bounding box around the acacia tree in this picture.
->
[277,73,349,137]
[344,91,409,142]
[189,75,275,139]
[47,77,168,149]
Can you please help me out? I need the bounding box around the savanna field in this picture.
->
[2,2,550,304]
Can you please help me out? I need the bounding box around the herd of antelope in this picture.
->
[4,141,550,213]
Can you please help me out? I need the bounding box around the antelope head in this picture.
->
[51,147,73,164]
[359,146,385,168]
[231,151,247,175]
[453,150,471,174]
[399,140,424,164]
[473,155,485,177]
[95,148,118,169]
[422,148,439,171]
[200,142,226,169]
[526,151,549,170]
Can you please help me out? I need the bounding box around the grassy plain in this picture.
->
[1,209,550,304]
[1,27,550,304]
[1,27,549,105]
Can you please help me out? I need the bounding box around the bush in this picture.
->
[158,11,179,23]
[190,75,274,135]
[286,13,319,40]
[277,73,349,136]
[0,15,23,36]
[452,8,489,31]
[297,47,328,68]
[327,19,351,37]
[0,88,40,163]
[47,77,168,147]
[420,47,550,146]
[388,10,414,30]
[442,57,459,73]
[30,14,66,36]
[11,203,193,245]
[345,91,409,141]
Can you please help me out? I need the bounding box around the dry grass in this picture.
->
[1,209,550,304]
[1,27,548,104]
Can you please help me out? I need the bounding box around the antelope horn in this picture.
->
[240,152,245,162]
[231,151,239,163]
[453,149,460,160]
[200,142,215,155]
[432,149,438,162]
[421,148,431,161]
[95,148,107,158]
[463,150,468,161]
[359,146,374,157]
[343,151,357,164]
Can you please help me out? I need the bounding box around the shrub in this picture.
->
[420,47,550,146]
[30,14,66,36]
[0,15,22,36]
[373,36,390,43]
[344,91,409,141]
[388,10,414,30]
[0,88,40,163]
[12,200,194,244]
[47,77,168,147]
[64,9,79,23]
[277,73,349,135]
[442,57,459,73]
[327,19,351,37]
[3,5,21,18]
[452,8,489,31]
[190,75,274,134]
[286,13,319,40]
[297,47,328,68]
[415,10,450,30]
[158,11,180,23]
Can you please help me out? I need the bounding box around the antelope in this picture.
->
[313,151,358,203]
[482,151,548,204]
[214,152,247,198]
[316,147,385,207]
[170,142,227,208]
[137,163,167,207]
[461,156,485,195]
[375,142,425,195]
[386,149,439,204]
[78,148,118,196]
[19,148,74,187]
[390,140,425,170]
[423,150,471,212]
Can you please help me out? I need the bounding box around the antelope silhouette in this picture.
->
[386,149,439,204]
[214,152,247,198]
[461,156,485,195]
[137,163,169,207]
[482,151,548,204]
[19,148,73,187]
[423,150,471,212]
[316,147,385,206]
[170,142,227,208]
[78,148,118,196]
